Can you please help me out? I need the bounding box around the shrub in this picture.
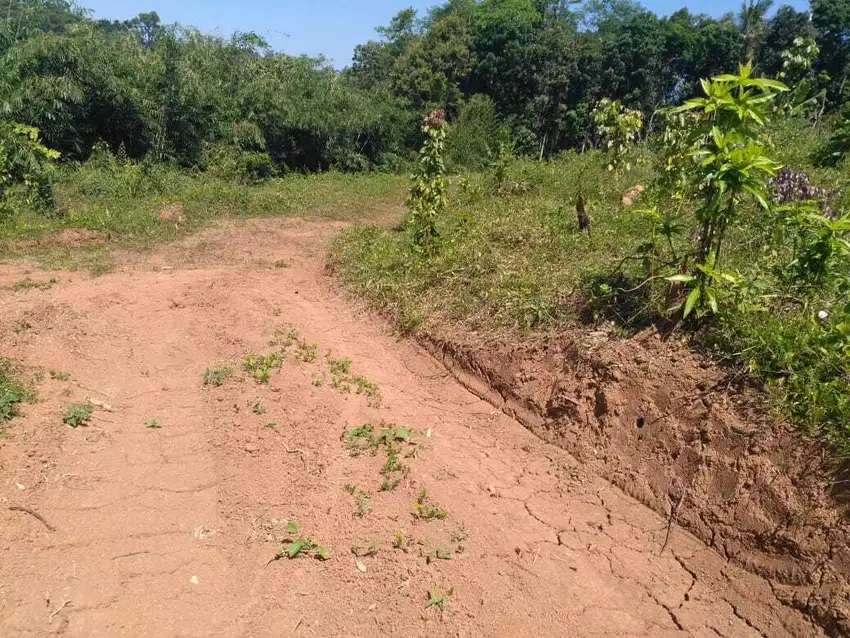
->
[0,123,59,216]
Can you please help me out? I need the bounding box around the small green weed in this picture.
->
[264,422,278,430]
[295,340,318,363]
[145,418,163,429]
[343,483,357,495]
[202,365,233,387]
[380,450,409,479]
[0,359,33,421]
[413,489,448,521]
[392,530,411,551]
[425,584,454,611]
[327,354,352,376]
[353,375,380,398]
[380,478,401,492]
[243,351,283,384]
[273,259,290,268]
[252,403,266,415]
[345,424,380,456]
[355,490,371,518]
[324,352,380,403]
[63,402,93,428]
[49,370,71,381]
[267,522,329,564]
[270,328,300,349]
[344,423,412,456]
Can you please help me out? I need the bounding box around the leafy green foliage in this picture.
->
[407,109,448,254]
[243,351,283,384]
[145,418,163,429]
[664,64,786,315]
[413,489,448,521]
[591,98,643,171]
[0,123,59,216]
[62,402,92,427]
[268,522,329,563]
[425,583,454,611]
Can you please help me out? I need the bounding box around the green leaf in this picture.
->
[314,546,329,561]
[287,540,305,558]
[667,274,696,283]
[706,289,719,314]
[683,287,701,318]
[286,522,298,535]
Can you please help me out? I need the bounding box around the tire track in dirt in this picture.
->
[0,218,824,636]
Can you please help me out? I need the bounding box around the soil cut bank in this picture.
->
[0,217,832,636]
[422,328,850,635]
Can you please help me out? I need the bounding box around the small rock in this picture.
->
[355,558,367,573]
[189,575,199,585]
[749,444,762,455]
[244,443,259,454]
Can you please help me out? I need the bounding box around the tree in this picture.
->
[739,0,773,63]
[811,0,850,103]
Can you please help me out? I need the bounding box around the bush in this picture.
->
[201,143,277,184]
[0,123,59,216]
[446,95,504,171]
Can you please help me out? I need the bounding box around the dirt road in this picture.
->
[0,219,823,636]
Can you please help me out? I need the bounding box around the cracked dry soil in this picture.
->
[0,218,827,636]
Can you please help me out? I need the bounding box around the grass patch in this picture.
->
[10,277,57,291]
[0,164,406,272]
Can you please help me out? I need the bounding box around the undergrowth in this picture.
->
[329,110,850,457]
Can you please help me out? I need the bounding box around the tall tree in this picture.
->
[812,0,850,102]
[739,0,774,63]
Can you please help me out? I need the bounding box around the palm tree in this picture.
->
[739,0,774,63]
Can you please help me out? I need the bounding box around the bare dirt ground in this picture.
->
[0,218,826,636]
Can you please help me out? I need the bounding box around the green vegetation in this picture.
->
[145,418,163,429]
[331,65,850,455]
[10,277,57,291]
[3,1,850,458]
[0,359,34,422]
[267,523,329,564]
[413,489,448,521]
[62,402,93,428]
[425,584,454,611]
[243,351,283,384]
[201,365,233,387]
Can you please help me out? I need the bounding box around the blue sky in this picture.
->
[79,0,811,68]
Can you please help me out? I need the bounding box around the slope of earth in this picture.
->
[0,217,824,636]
